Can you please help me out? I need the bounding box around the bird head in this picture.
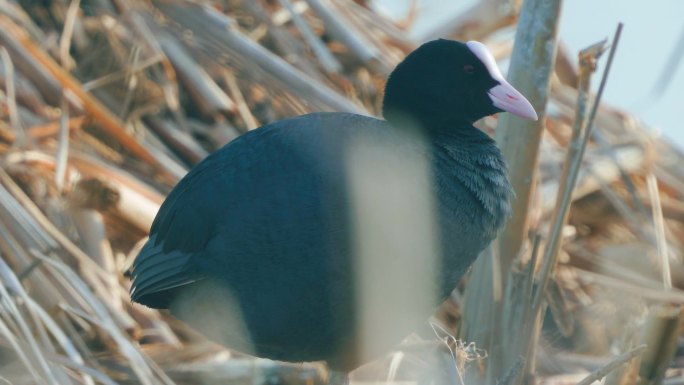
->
[382,39,538,128]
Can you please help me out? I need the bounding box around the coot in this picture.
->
[130,39,537,371]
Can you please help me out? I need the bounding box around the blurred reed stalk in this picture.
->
[460,0,563,382]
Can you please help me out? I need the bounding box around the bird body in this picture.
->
[130,39,537,371]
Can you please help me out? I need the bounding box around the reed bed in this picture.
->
[0,1,683,384]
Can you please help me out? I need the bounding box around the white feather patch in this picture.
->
[465,41,505,82]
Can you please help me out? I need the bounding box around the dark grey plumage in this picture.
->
[130,39,532,371]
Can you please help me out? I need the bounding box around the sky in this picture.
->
[373,0,684,150]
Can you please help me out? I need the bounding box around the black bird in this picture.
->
[130,39,537,371]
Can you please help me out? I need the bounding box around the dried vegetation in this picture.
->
[0,0,683,384]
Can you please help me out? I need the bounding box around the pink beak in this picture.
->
[488,80,538,121]
[465,41,538,121]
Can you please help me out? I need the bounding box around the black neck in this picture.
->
[384,109,489,141]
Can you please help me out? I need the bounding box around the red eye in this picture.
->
[463,65,475,74]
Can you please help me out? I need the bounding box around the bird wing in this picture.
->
[130,138,239,307]
[129,234,203,308]
[129,113,371,309]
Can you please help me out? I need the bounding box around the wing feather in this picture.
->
[130,235,204,308]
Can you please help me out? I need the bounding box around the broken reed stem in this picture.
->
[494,0,562,281]
[58,0,79,69]
[222,70,259,130]
[638,306,683,385]
[531,38,606,313]
[646,173,671,289]
[576,344,647,385]
[580,23,624,152]
[532,23,623,315]
[55,96,69,193]
[0,46,24,141]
